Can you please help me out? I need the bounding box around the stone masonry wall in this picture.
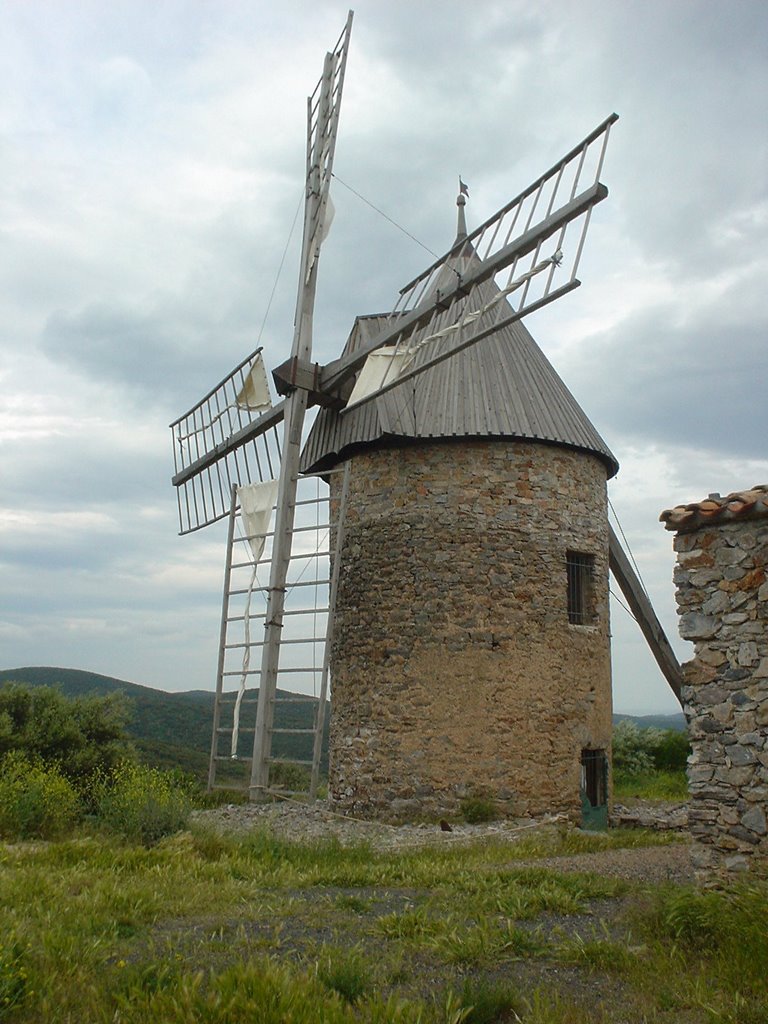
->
[670,518,768,880]
[328,439,613,821]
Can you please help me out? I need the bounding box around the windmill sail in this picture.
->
[169,12,353,536]
[316,114,618,408]
[170,348,285,534]
[170,12,353,799]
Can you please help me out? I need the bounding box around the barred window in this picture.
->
[566,551,595,625]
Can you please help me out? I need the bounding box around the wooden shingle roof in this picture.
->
[301,241,618,478]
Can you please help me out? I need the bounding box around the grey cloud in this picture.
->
[39,301,251,409]
[3,428,170,506]
[562,305,768,459]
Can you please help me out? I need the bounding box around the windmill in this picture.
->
[171,14,683,811]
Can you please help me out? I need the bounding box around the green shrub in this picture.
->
[612,721,657,775]
[0,683,133,794]
[652,729,690,772]
[613,721,690,777]
[96,762,193,845]
[270,761,311,791]
[461,796,498,824]
[0,752,81,840]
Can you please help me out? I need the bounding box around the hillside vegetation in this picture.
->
[0,667,329,784]
[0,667,686,793]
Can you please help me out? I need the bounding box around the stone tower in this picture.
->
[301,195,619,822]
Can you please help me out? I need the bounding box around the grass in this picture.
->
[456,977,523,1022]
[0,820,765,1023]
[613,769,689,802]
[316,946,372,1003]
[460,796,499,824]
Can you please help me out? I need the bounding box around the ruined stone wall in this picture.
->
[670,517,768,879]
[328,439,613,821]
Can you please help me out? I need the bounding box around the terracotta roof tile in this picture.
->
[660,485,768,532]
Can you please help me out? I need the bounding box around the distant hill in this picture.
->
[0,666,329,783]
[0,666,686,784]
[613,711,686,732]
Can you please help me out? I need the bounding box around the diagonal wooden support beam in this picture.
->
[608,525,684,705]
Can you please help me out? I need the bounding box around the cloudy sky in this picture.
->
[2,0,766,715]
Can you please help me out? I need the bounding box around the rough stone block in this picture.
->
[702,591,731,616]
[697,683,728,704]
[723,612,749,625]
[742,806,768,835]
[728,825,761,845]
[697,650,727,669]
[724,854,751,872]
[679,612,719,640]
[713,766,753,786]
[718,546,750,567]
[738,641,760,666]
[726,745,757,767]
[738,731,763,747]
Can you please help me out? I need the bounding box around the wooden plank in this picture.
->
[208,486,238,791]
[608,525,683,704]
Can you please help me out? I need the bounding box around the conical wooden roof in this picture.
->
[301,226,618,478]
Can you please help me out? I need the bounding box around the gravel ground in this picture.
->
[512,842,693,885]
[193,797,693,884]
[193,799,570,851]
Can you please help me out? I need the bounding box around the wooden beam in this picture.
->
[608,525,684,705]
[272,356,353,408]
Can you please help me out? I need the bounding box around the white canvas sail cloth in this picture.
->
[236,352,272,412]
[238,480,279,561]
[347,347,413,406]
[231,479,280,757]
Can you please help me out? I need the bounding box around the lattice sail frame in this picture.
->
[208,466,349,797]
[170,350,284,534]
[170,11,353,536]
[320,113,618,407]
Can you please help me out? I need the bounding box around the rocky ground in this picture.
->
[193,797,693,883]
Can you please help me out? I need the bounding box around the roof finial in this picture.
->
[456,177,469,240]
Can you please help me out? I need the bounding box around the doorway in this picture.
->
[580,748,608,830]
